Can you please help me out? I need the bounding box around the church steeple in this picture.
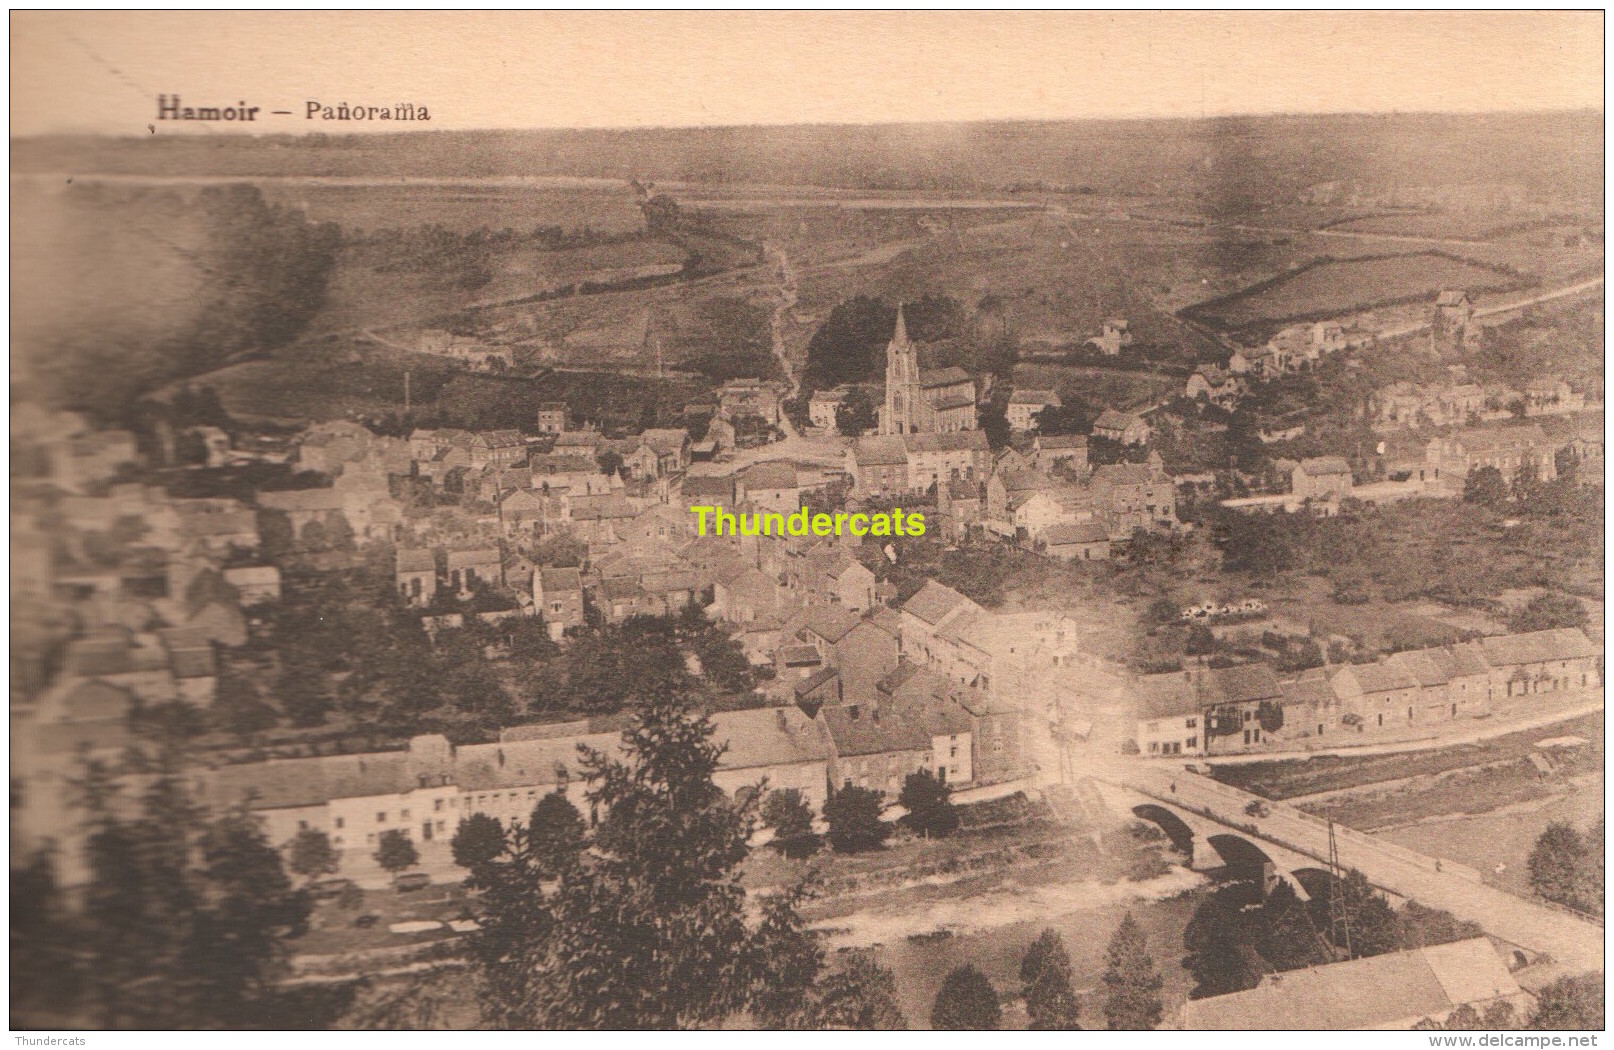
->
[880,302,921,436]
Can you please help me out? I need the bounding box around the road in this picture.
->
[1195,693,1604,766]
[1113,764,1604,976]
[765,243,802,440]
[1368,275,1606,342]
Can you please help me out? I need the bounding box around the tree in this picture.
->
[597,450,624,477]
[834,387,878,437]
[823,785,890,853]
[527,789,586,876]
[930,964,1001,1030]
[29,762,316,1028]
[1463,465,1510,510]
[1529,822,1587,907]
[748,880,825,1029]
[374,829,419,875]
[472,691,760,1029]
[1021,928,1081,1030]
[1182,885,1262,998]
[452,813,506,873]
[1256,880,1328,971]
[1216,510,1299,577]
[762,788,817,855]
[1529,973,1604,1030]
[1102,912,1163,1030]
[287,827,339,880]
[812,952,907,1030]
[1333,869,1403,958]
[897,769,959,839]
[1510,592,1587,634]
[803,296,897,390]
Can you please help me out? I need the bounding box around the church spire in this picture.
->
[892,303,909,346]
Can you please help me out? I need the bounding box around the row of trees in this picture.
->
[928,916,1163,1030]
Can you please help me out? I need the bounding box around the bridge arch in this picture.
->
[1207,833,1278,891]
[1132,804,1195,862]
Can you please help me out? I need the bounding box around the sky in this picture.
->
[10,10,1604,137]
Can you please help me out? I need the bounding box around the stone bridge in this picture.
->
[1112,766,1603,976]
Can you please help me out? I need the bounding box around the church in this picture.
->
[878,305,978,435]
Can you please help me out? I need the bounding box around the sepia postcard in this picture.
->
[8,10,1605,1036]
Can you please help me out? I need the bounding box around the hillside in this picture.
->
[13,110,1603,212]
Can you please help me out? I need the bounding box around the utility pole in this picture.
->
[1327,819,1353,959]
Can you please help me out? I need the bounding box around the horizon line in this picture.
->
[12,104,1604,143]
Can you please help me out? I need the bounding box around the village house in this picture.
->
[1008,489,1080,541]
[1043,521,1112,561]
[1421,424,1557,494]
[395,548,437,606]
[498,489,547,536]
[1196,664,1286,755]
[175,500,261,555]
[467,430,528,471]
[50,429,141,493]
[905,431,991,492]
[820,702,933,797]
[445,548,501,595]
[846,436,910,497]
[871,662,978,785]
[1373,381,1487,430]
[1185,365,1245,408]
[1091,455,1178,535]
[621,428,691,479]
[718,379,782,426]
[681,474,737,507]
[1479,627,1600,700]
[808,386,849,429]
[1086,318,1132,357]
[1131,673,1204,757]
[794,544,878,613]
[1032,433,1089,473]
[1383,644,1492,723]
[537,402,568,434]
[532,454,617,497]
[717,560,788,625]
[1523,376,1587,417]
[935,479,986,542]
[1007,388,1062,431]
[985,467,1046,523]
[1183,938,1527,1031]
[737,461,800,514]
[533,566,585,640]
[222,565,282,605]
[552,430,603,457]
[565,493,640,549]
[1091,409,1152,446]
[159,627,218,706]
[1331,661,1423,734]
[708,706,836,811]
[1290,456,1354,502]
[899,581,995,693]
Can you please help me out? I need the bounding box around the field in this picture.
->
[1322,210,1553,242]
[1214,711,1604,800]
[1376,770,1603,900]
[1184,252,1523,338]
[256,179,647,237]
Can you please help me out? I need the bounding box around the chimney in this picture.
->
[849,704,860,721]
[776,708,788,731]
